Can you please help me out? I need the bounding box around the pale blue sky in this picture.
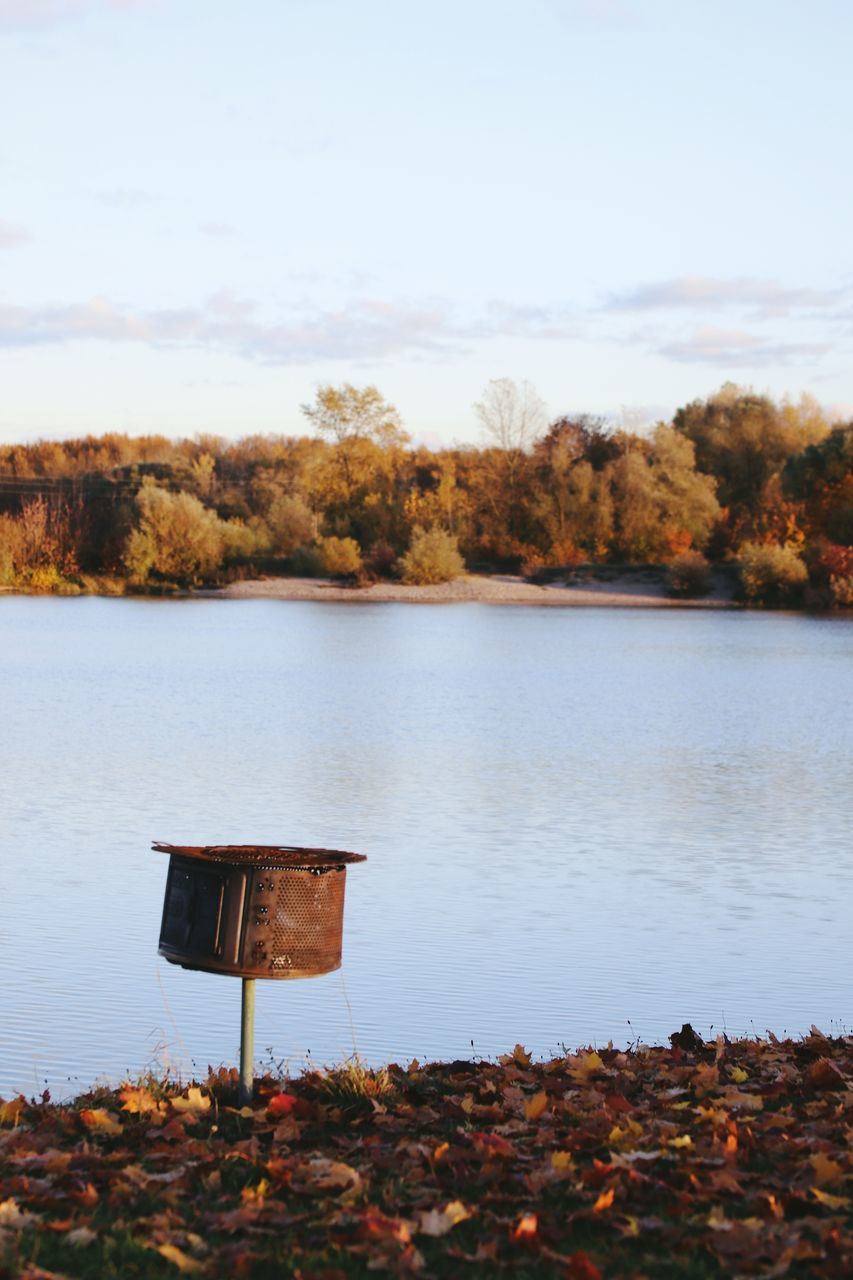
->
[1,0,852,445]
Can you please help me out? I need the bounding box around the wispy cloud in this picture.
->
[0,292,572,362]
[199,221,238,238]
[657,326,831,368]
[0,0,160,31]
[0,219,31,248]
[606,275,848,318]
[96,187,155,208]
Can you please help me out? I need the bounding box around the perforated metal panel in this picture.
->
[154,843,365,980]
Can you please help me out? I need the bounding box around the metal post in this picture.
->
[239,977,255,1105]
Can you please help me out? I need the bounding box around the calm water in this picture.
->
[1,597,851,1098]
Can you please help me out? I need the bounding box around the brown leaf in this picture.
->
[805,1057,847,1091]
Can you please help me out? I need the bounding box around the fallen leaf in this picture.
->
[593,1186,615,1213]
[292,1157,363,1203]
[267,1092,297,1116]
[805,1057,847,1091]
[79,1107,122,1136]
[512,1211,538,1240]
[551,1150,574,1172]
[171,1087,212,1115]
[524,1091,548,1121]
[65,1226,97,1247]
[810,1152,845,1186]
[0,1096,26,1127]
[0,1198,39,1228]
[418,1201,471,1236]
[156,1242,205,1272]
[119,1085,161,1113]
[811,1186,851,1211]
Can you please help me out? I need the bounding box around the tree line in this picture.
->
[0,381,851,605]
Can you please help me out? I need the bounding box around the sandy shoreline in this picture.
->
[210,571,741,608]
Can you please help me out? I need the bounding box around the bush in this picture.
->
[739,542,808,606]
[317,535,363,579]
[125,482,227,587]
[666,550,711,598]
[399,526,465,585]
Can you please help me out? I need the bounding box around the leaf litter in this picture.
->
[0,1027,851,1277]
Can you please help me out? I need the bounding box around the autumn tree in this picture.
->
[673,384,828,534]
[301,384,409,448]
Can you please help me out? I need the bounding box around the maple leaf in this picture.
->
[418,1201,471,1236]
[171,1087,212,1114]
[79,1107,122,1136]
[570,1051,604,1082]
[119,1085,161,1114]
[0,1095,26,1127]
[156,1242,205,1272]
[809,1152,845,1186]
[524,1090,548,1121]
[499,1044,532,1068]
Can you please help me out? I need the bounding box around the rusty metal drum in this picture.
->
[154,843,366,979]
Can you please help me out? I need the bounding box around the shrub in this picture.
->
[317,535,363,579]
[125,482,227,587]
[399,526,465,585]
[739,542,808,606]
[666,550,711,598]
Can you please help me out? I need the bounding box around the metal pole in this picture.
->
[239,977,255,1105]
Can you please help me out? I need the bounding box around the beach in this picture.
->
[212,570,740,608]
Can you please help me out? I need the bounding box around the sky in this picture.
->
[1,0,852,447]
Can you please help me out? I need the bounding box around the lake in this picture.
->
[1,597,851,1098]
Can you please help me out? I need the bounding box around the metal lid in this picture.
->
[152,842,367,869]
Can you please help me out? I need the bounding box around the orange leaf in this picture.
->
[79,1108,122,1136]
[524,1091,548,1122]
[512,1211,538,1240]
[119,1086,161,1114]
[267,1092,297,1116]
[0,1096,26,1127]
[592,1186,615,1213]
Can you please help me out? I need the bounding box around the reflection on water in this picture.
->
[1,597,851,1096]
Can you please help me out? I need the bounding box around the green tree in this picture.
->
[674,384,828,527]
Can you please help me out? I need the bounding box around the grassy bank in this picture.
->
[1,1029,851,1278]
